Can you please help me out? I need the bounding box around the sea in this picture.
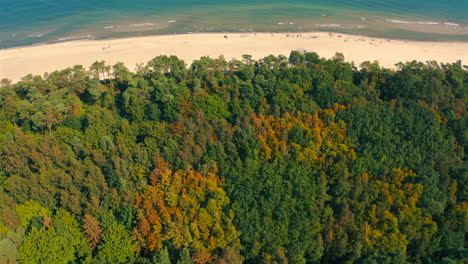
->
[1,0,467,49]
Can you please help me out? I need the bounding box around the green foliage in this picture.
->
[19,227,75,264]
[0,227,24,264]
[96,223,135,263]
[177,248,192,264]
[0,53,465,264]
[15,200,51,228]
[0,238,19,263]
[86,78,103,102]
[153,246,171,264]
[52,209,91,261]
[193,94,230,119]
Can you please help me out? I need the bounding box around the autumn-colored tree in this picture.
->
[216,247,244,264]
[192,248,215,264]
[134,157,239,254]
[362,169,437,259]
[249,108,353,167]
[82,214,102,251]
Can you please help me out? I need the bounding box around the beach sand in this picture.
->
[1,32,467,82]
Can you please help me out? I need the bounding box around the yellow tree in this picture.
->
[363,169,437,256]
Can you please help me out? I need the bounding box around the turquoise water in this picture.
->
[1,0,467,48]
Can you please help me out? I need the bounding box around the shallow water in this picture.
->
[1,0,467,48]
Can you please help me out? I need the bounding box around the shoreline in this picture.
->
[1,32,468,83]
[2,30,468,51]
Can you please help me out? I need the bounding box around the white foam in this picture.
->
[131,23,157,27]
[357,25,366,29]
[168,20,177,23]
[289,22,294,25]
[360,17,366,21]
[277,22,285,25]
[443,22,460,27]
[316,24,341,27]
[28,32,47,38]
[385,19,439,25]
[104,26,115,29]
[58,35,93,41]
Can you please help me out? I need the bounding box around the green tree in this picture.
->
[96,223,134,263]
[52,209,91,261]
[177,248,192,264]
[19,227,74,264]
[15,200,51,228]
[153,246,171,264]
[90,61,111,79]
[0,238,19,263]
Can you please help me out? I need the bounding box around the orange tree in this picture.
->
[133,157,240,258]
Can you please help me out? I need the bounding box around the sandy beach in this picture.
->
[1,32,467,83]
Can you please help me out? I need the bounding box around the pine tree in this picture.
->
[177,248,192,264]
[153,246,171,264]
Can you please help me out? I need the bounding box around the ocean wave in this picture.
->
[385,19,439,25]
[168,20,177,23]
[316,24,341,27]
[131,23,157,27]
[360,17,366,21]
[58,35,93,41]
[443,22,460,27]
[28,32,47,38]
[277,22,286,25]
[104,26,115,29]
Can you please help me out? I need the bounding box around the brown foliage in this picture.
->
[192,249,215,264]
[82,214,102,251]
[42,215,51,228]
[216,247,244,264]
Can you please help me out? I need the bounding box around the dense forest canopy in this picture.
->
[0,51,466,263]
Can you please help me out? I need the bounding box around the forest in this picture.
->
[0,51,466,263]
